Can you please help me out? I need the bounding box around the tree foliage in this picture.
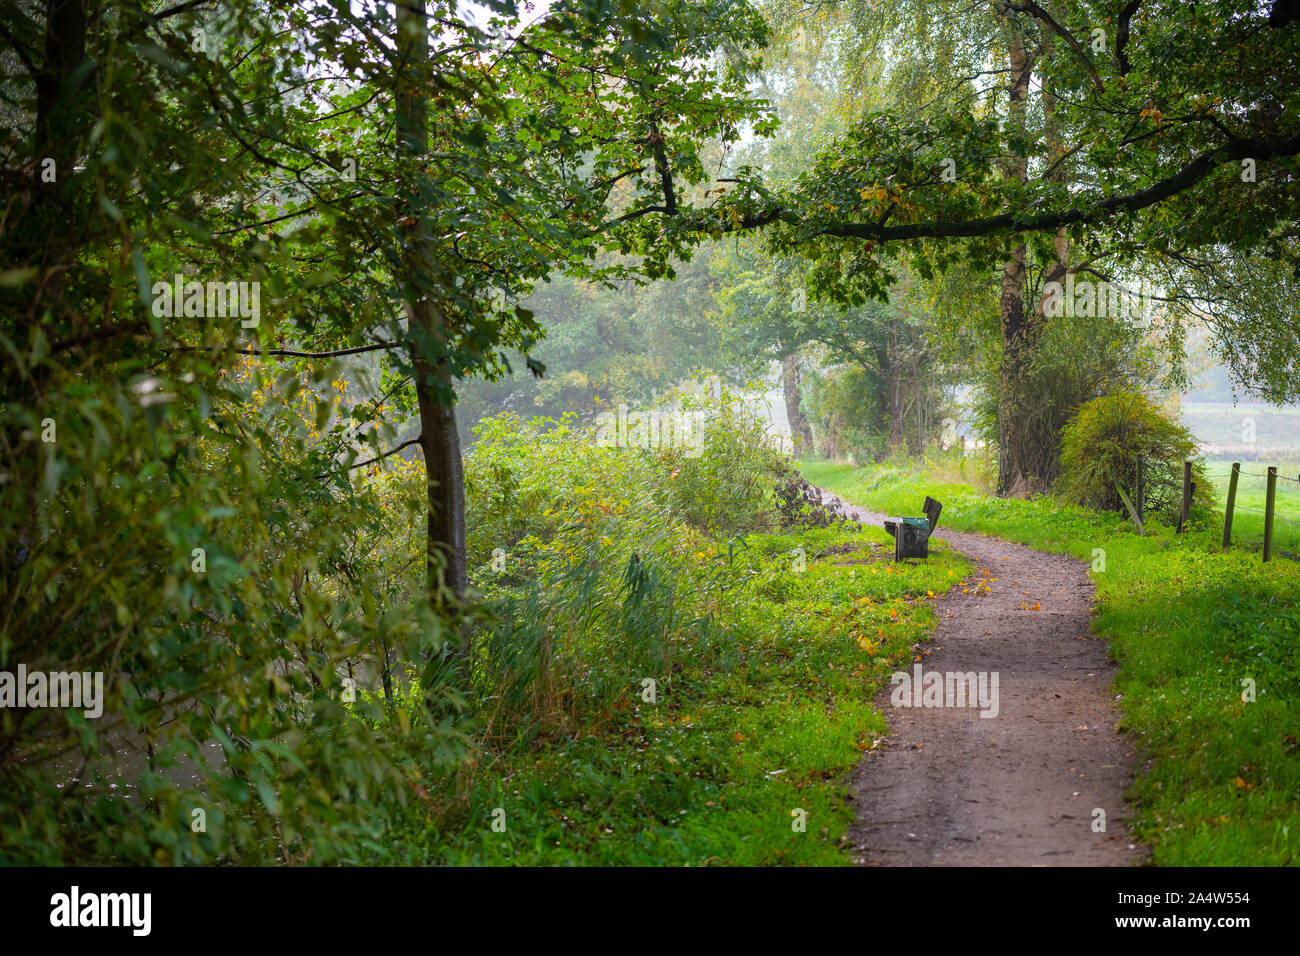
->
[0,0,771,863]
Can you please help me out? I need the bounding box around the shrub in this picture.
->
[1058,390,1213,523]
[461,389,827,741]
[660,391,792,534]
[0,359,468,865]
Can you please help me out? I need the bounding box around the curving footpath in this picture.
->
[821,489,1148,866]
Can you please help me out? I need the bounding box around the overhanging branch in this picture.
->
[812,134,1300,242]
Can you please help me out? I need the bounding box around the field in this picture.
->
[1199,456,1300,556]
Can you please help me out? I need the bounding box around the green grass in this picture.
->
[801,458,1300,866]
[361,522,971,865]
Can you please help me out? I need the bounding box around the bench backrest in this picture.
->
[922,496,942,532]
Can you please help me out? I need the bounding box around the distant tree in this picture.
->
[656,0,1300,491]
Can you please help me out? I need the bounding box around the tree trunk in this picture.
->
[997,27,1075,495]
[781,353,812,454]
[866,337,901,461]
[6,0,92,583]
[36,0,89,174]
[911,355,925,456]
[415,371,468,600]
[995,24,1040,496]
[887,378,905,454]
[997,244,1032,494]
[884,326,906,456]
[395,0,469,610]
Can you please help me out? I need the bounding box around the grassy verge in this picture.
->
[801,459,1300,866]
[367,522,969,865]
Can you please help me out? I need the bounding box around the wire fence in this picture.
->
[1227,504,1300,535]
[1203,470,1300,484]
[1203,462,1300,562]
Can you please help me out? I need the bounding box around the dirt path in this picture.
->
[821,490,1147,867]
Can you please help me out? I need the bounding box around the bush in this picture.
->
[460,389,830,741]
[662,391,794,534]
[0,358,468,865]
[1058,390,1213,523]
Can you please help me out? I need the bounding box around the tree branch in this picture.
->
[813,134,1300,242]
[211,193,369,237]
[1115,1,1142,76]
[1002,1,1104,92]
[316,437,422,479]
[151,0,215,20]
[649,122,678,216]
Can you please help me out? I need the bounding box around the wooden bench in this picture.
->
[883,496,943,560]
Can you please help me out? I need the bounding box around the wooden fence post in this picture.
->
[1177,460,1193,533]
[1136,458,1144,526]
[1263,466,1277,563]
[1222,462,1240,549]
